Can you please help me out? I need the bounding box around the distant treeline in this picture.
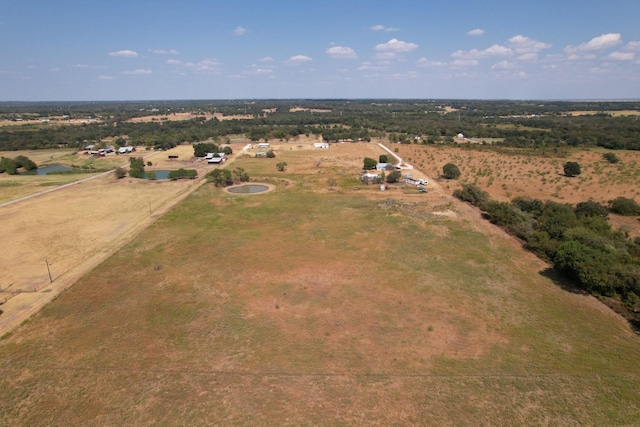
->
[1,100,639,151]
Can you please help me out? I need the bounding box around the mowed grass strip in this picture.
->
[1,150,640,425]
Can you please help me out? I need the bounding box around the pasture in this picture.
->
[0,142,639,425]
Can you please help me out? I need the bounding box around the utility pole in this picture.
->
[45,259,53,283]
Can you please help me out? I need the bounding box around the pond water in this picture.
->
[28,164,74,175]
[142,170,171,179]
[227,184,270,194]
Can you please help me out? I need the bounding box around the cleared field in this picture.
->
[0,143,639,425]
[396,144,640,236]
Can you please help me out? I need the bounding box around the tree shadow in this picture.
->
[538,267,588,296]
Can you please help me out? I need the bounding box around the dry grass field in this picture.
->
[394,144,640,236]
[1,142,639,425]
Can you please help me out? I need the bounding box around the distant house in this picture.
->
[403,174,428,186]
[256,152,267,158]
[314,142,329,149]
[376,163,394,171]
[207,157,224,164]
[117,146,135,154]
[457,133,465,138]
[361,172,382,184]
[257,142,270,149]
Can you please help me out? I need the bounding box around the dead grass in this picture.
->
[394,144,640,236]
[0,142,639,425]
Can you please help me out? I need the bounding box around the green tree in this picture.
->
[442,163,461,179]
[206,169,233,186]
[146,171,157,180]
[266,150,276,158]
[453,184,489,210]
[276,162,287,172]
[114,167,126,179]
[609,197,640,216]
[385,170,402,183]
[379,154,388,163]
[363,157,377,170]
[0,157,18,175]
[575,200,609,219]
[563,161,581,177]
[128,157,145,178]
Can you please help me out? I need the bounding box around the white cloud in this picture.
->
[467,28,485,36]
[565,33,621,54]
[624,41,640,51]
[608,51,635,61]
[326,46,357,59]
[184,58,222,73]
[150,49,179,55]
[452,59,479,67]
[166,59,181,65]
[375,38,418,53]
[122,69,152,75]
[286,55,312,65]
[75,64,89,68]
[370,24,399,32]
[373,52,397,61]
[451,44,511,59]
[259,56,274,62]
[507,35,551,54]
[234,26,248,36]
[491,60,516,70]
[358,61,389,71]
[109,49,139,58]
[242,65,273,75]
[416,57,446,67]
[517,53,538,62]
[98,75,114,80]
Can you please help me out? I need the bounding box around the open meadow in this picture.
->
[1,142,639,425]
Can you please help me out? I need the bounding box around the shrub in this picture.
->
[276,162,287,172]
[379,154,388,163]
[146,171,157,180]
[206,169,233,186]
[168,169,197,180]
[563,161,581,177]
[385,170,401,183]
[453,184,490,210]
[442,163,461,179]
[114,167,126,179]
[602,152,620,164]
[363,157,377,170]
[609,197,640,216]
[266,150,276,158]
[575,200,609,219]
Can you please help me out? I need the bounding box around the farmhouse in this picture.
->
[403,174,428,186]
[314,142,329,149]
[206,153,227,164]
[256,152,267,157]
[376,163,394,171]
[257,142,270,149]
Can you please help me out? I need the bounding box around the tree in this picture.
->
[563,161,581,177]
[575,200,608,219]
[266,150,276,158]
[379,154,388,163]
[385,170,402,183]
[609,197,640,216]
[0,157,18,175]
[276,162,287,172]
[232,167,249,183]
[363,157,377,170]
[453,184,489,210]
[128,156,145,178]
[114,167,126,179]
[442,163,461,179]
[206,169,233,187]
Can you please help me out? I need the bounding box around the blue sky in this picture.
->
[1,0,639,101]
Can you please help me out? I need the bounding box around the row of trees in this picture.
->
[454,184,640,312]
[206,167,249,187]
[0,155,37,175]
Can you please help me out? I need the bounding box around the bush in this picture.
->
[563,161,581,177]
[206,169,233,186]
[266,150,276,158]
[602,152,620,164]
[609,197,640,216]
[379,154,388,163]
[276,162,287,172]
[363,157,377,170]
[168,169,197,180]
[385,170,402,183]
[146,171,157,180]
[442,163,461,179]
[575,200,609,219]
[114,167,126,179]
[453,184,490,210]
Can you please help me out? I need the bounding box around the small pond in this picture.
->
[227,184,270,194]
[142,170,171,179]
[26,164,74,175]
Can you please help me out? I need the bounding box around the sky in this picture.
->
[1,0,640,101]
